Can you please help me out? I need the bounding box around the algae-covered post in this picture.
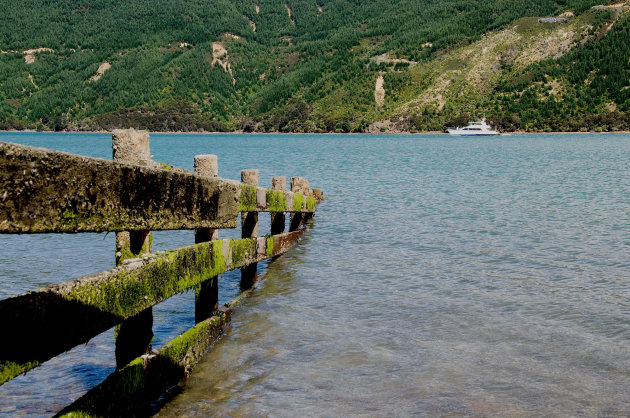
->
[0,130,324,413]
[271,176,286,235]
[194,154,219,243]
[302,178,314,224]
[112,129,154,369]
[194,154,220,323]
[240,169,259,290]
[290,177,307,231]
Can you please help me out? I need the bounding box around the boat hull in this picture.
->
[447,130,500,136]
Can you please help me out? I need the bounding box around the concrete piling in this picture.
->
[114,309,153,369]
[302,179,314,223]
[0,133,323,401]
[112,129,151,167]
[290,177,308,231]
[271,176,286,235]
[240,169,259,290]
[112,129,154,369]
[193,154,218,177]
[113,129,154,265]
[194,155,219,243]
[194,155,219,323]
[312,188,324,200]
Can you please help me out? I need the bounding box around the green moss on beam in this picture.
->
[266,189,287,212]
[238,184,258,212]
[57,292,248,416]
[55,357,146,417]
[229,238,257,266]
[0,360,41,385]
[0,231,307,386]
[293,193,305,212]
[161,313,228,367]
[306,196,316,212]
[266,236,274,257]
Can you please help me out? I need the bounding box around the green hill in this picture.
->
[0,0,627,132]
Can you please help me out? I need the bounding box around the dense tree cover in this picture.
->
[0,0,625,132]
[486,12,630,132]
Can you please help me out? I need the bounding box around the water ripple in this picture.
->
[1,133,629,416]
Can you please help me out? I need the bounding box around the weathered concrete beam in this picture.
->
[0,141,240,233]
[55,309,232,417]
[0,230,305,385]
[240,170,259,290]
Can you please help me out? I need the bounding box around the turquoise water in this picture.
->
[1,132,629,416]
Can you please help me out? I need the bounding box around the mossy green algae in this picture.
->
[238,184,257,212]
[266,236,274,257]
[229,238,256,266]
[64,239,227,319]
[2,234,283,385]
[266,189,287,212]
[306,196,316,212]
[0,360,41,385]
[161,313,227,366]
[293,193,305,212]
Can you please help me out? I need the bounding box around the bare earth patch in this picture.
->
[28,74,38,89]
[22,48,54,64]
[374,75,385,106]
[285,4,295,24]
[546,79,563,96]
[606,102,618,112]
[212,42,236,85]
[372,53,418,67]
[90,62,111,82]
[220,32,242,41]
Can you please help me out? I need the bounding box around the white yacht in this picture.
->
[447,118,500,136]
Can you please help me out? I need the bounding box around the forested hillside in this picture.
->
[0,0,627,132]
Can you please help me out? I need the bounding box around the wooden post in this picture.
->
[290,177,306,231]
[240,169,258,290]
[194,155,219,323]
[271,176,286,235]
[112,129,154,369]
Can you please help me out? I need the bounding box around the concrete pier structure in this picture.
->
[0,130,324,414]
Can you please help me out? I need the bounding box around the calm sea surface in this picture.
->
[0,132,629,416]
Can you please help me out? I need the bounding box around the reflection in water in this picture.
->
[1,132,629,416]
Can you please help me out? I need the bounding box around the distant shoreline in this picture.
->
[1,129,629,135]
